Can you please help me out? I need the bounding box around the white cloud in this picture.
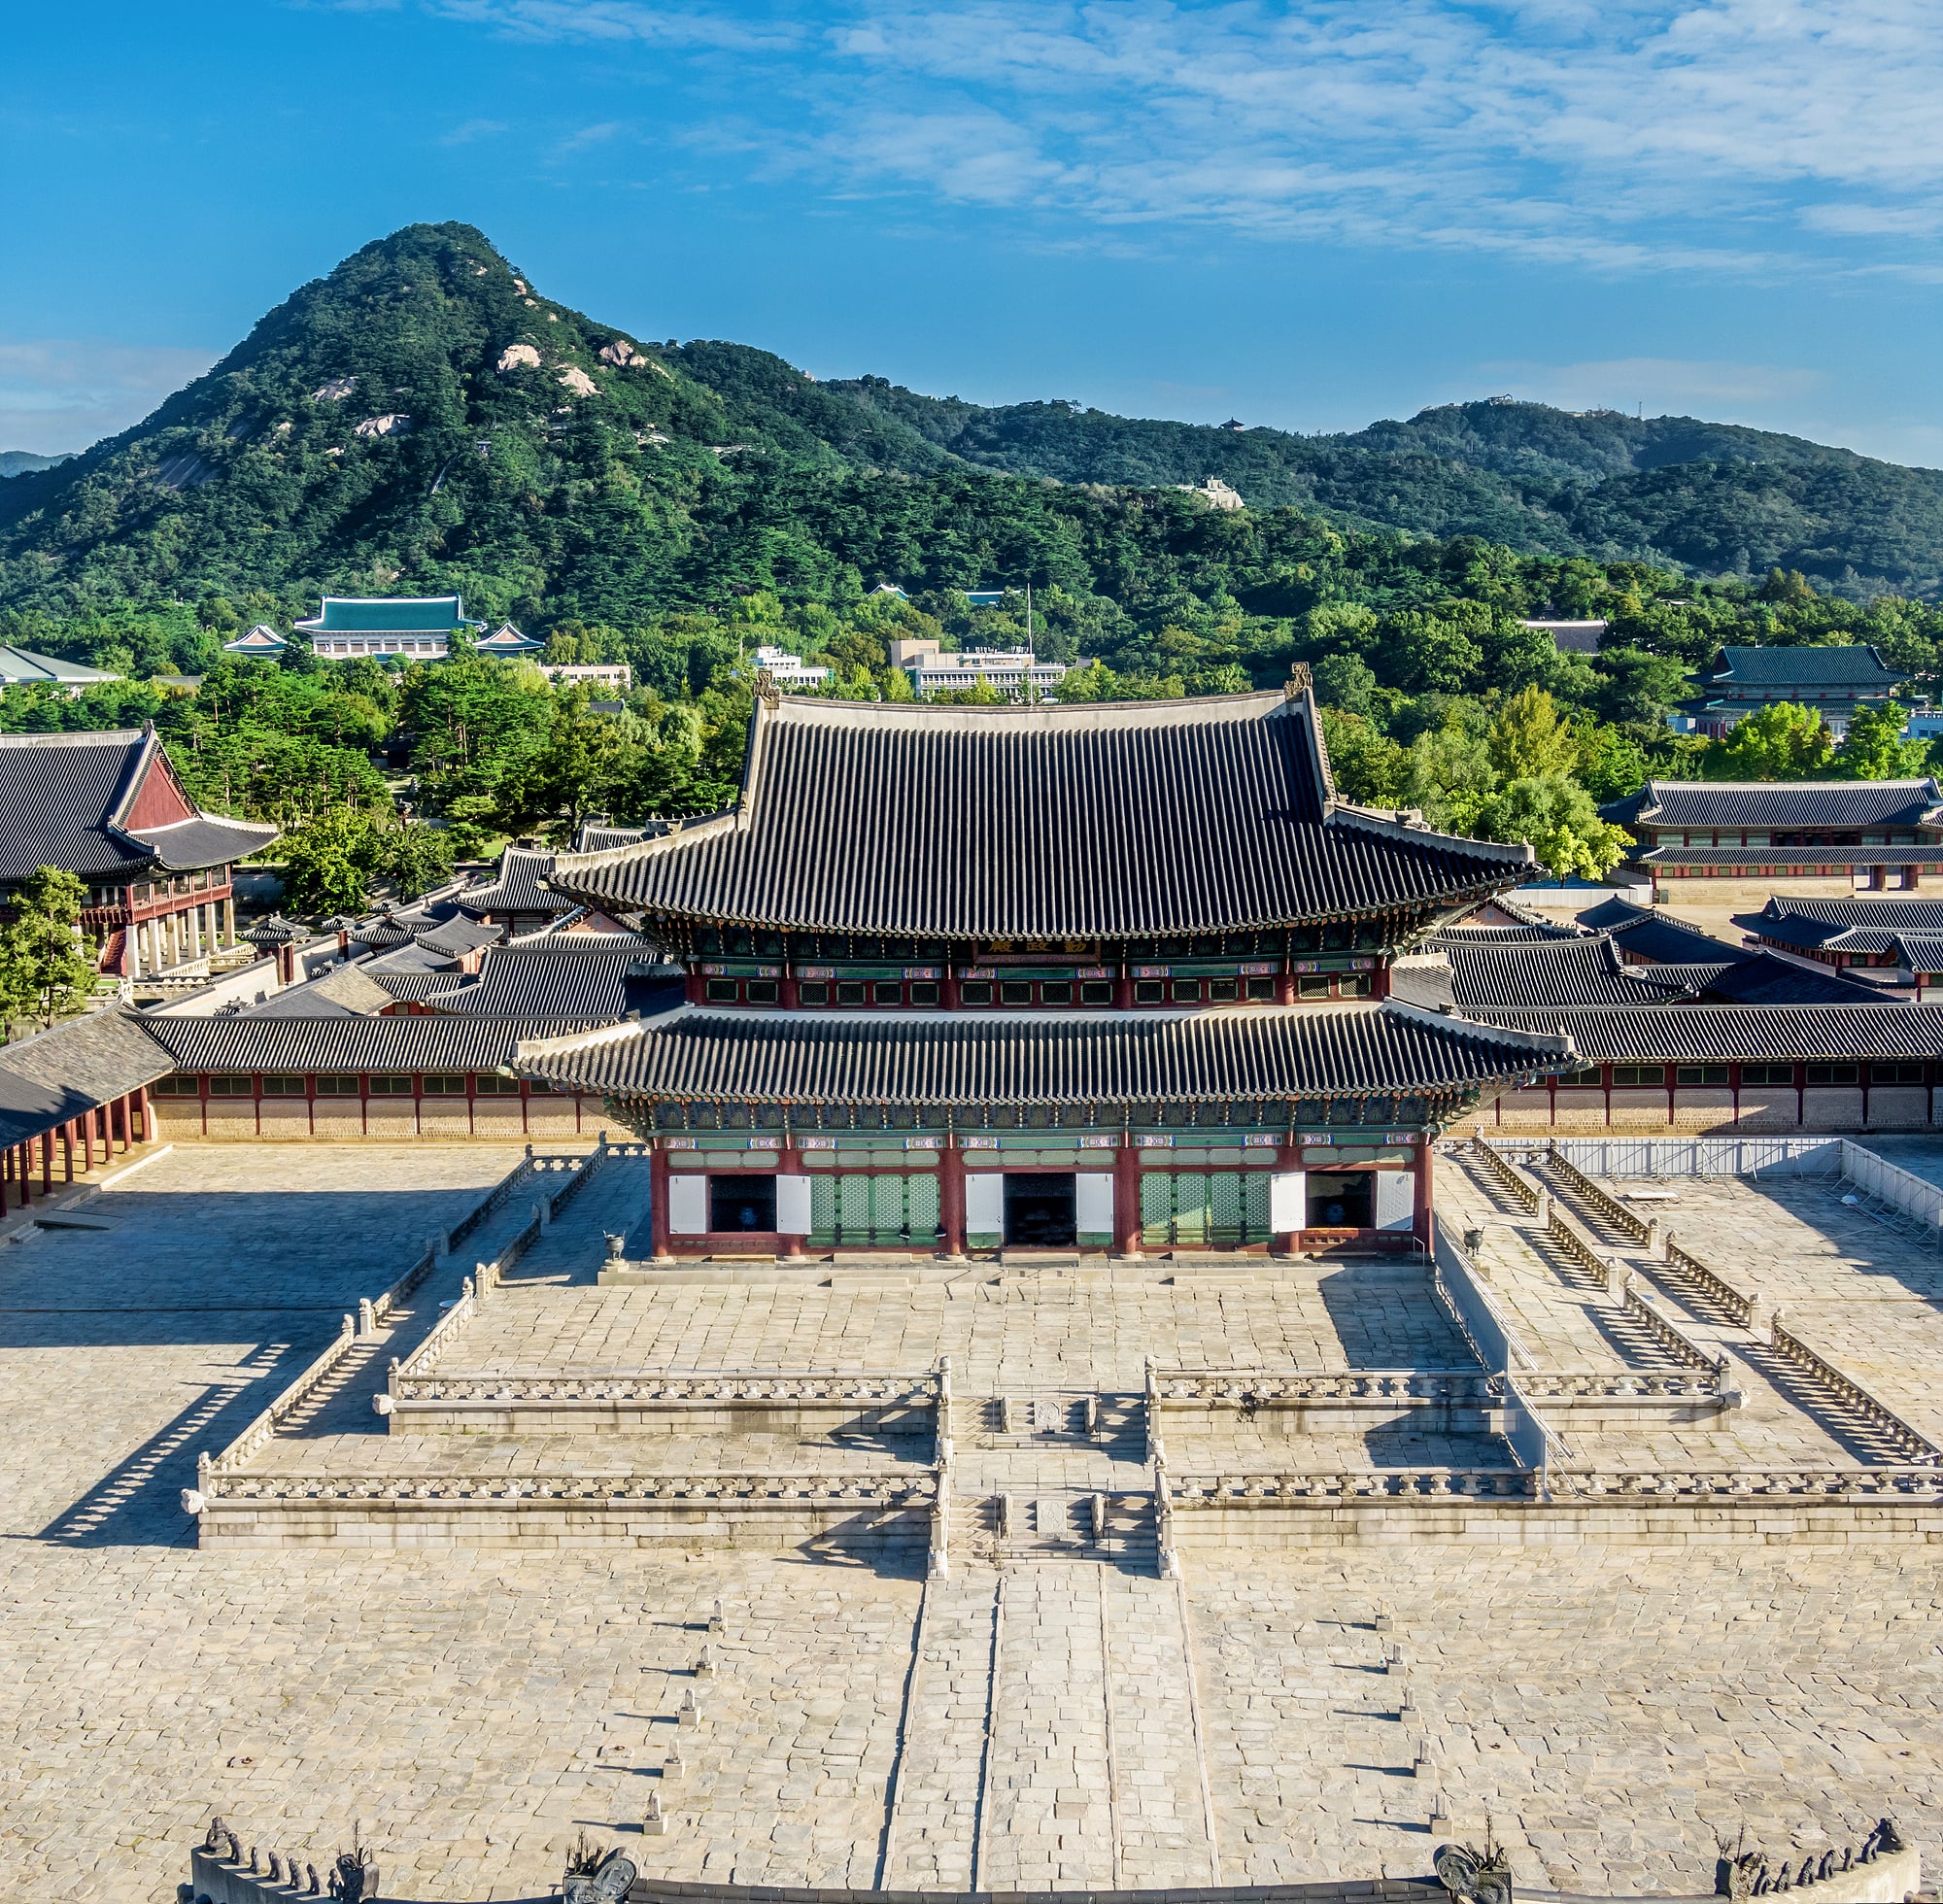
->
[441,117,509,145]
[0,340,219,456]
[803,0,1943,271]
[420,0,1943,279]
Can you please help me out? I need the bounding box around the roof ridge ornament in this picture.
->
[1284,662,1312,701]
[754,669,782,712]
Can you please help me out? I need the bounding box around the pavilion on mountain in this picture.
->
[518,671,1569,1260]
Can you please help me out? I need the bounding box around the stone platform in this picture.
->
[11,1142,1943,1902]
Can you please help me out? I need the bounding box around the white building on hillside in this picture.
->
[752,646,831,690]
[906,647,1068,697]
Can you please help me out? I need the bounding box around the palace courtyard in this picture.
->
[2,1139,1941,1902]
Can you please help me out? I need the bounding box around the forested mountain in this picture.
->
[0,453,66,479]
[0,221,1939,618]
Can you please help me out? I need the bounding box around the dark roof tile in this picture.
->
[1469,1003,1943,1063]
[1606,779,1943,832]
[145,1014,613,1073]
[514,1002,1569,1105]
[550,693,1531,938]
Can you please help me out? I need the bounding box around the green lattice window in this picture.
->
[810,1173,939,1248]
[1140,1171,1271,1246]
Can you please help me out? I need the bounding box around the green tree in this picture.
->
[1311,654,1378,716]
[0,868,96,1037]
[1318,708,1407,804]
[278,810,382,913]
[375,821,458,898]
[1700,702,1835,779]
[1402,717,1497,834]
[1474,777,1632,881]
[1832,702,1930,780]
[1486,687,1578,781]
[1574,722,1648,802]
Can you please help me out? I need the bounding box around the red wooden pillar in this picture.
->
[778,1139,807,1262]
[1369,962,1390,1000]
[1113,1139,1142,1257]
[649,1143,673,1262]
[17,1143,30,1204]
[780,965,801,1009]
[1115,963,1135,1010]
[685,969,706,1005]
[40,1131,51,1194]
[1277,959,1297,1006]
[939,1139,967,1257]
[1413,1138,1434,1251]
[941,969,962,1009]
[61,1122,73,1184]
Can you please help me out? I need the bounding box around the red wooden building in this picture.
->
[0,728,276,977]
[517,674,1570,1260]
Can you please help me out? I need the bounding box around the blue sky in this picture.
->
[5,1,1941,462]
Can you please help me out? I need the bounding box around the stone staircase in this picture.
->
[883,1558,1220,1889]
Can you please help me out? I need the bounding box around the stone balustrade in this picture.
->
[1768,1312,1943,1464]
[201,1315,358,1481]
[1168,1469,1534,1502]
[1472,1137,1544,1212]
[1620,1281,1726,1374]
[1146,1367,1496,1407]
[391,1369,943,1406]
[1166,1463,1943,1507]
[1542,1145,1653,1244]
[198,1469,939,1507]
[1545,1465,1943,1499]
[1660,1236,1759,1328]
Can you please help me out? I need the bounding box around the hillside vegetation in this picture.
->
[3,222,1943,897]
[3,221,1942,618]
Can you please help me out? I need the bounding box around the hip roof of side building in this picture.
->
[0,729,276,880]
[1629,845,1943,867]
[1603,778,1943,832]
[1437,935,1699,1010]
[452,845,577,916]
[1737,896,1943,949]
[144,1013,619,1074]
[1466,1002,1943,1063]
[1707,644,1906,687]
[544,687,1533,939]
[512,1001,1571,1105]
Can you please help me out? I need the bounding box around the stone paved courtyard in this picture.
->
[3,1143,1942,1902]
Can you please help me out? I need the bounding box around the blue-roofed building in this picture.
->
[293,595,485,660]
[221,624,288,658]
[1690,644,1912,739]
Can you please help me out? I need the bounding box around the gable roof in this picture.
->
[0,730,276,881]
[1604,779,1943,833]
[233,961,400,1018]
[222,625,288,654]
[420,942,649,1019]
[294,595,484,635]
[514,1001,1571,1105]
[454,845,577,917]
[1708,645,1905,689]
[548,688,1532,939]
